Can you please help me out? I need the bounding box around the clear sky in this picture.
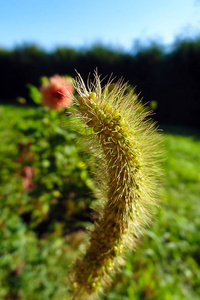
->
[1,0,200,52]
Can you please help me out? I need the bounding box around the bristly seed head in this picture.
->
[69,70,163,300]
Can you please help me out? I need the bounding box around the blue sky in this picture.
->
[1,0,200,51]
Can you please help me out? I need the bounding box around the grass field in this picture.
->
[0,104,200,300]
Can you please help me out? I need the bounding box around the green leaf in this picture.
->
[26,83,42,104]
[40,76,49,85]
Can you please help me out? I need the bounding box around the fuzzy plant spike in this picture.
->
[69,71,162,300]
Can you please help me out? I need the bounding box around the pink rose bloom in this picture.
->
[40,75,74,110]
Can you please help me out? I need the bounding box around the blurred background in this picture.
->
[0,0,200,299]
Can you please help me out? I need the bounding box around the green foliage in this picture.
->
[0,104,94,299]
[0,103,94,230]
[0,105,200,299]
[26,83,42,104]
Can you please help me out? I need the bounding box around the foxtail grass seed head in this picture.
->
[68,71,163,299]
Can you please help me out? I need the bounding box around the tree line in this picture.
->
[1,38,200,128]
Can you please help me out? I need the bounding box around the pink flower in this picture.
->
[40,75,74,110]
[22,166,36,191]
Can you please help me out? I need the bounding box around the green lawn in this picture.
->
[0,105,200,300]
